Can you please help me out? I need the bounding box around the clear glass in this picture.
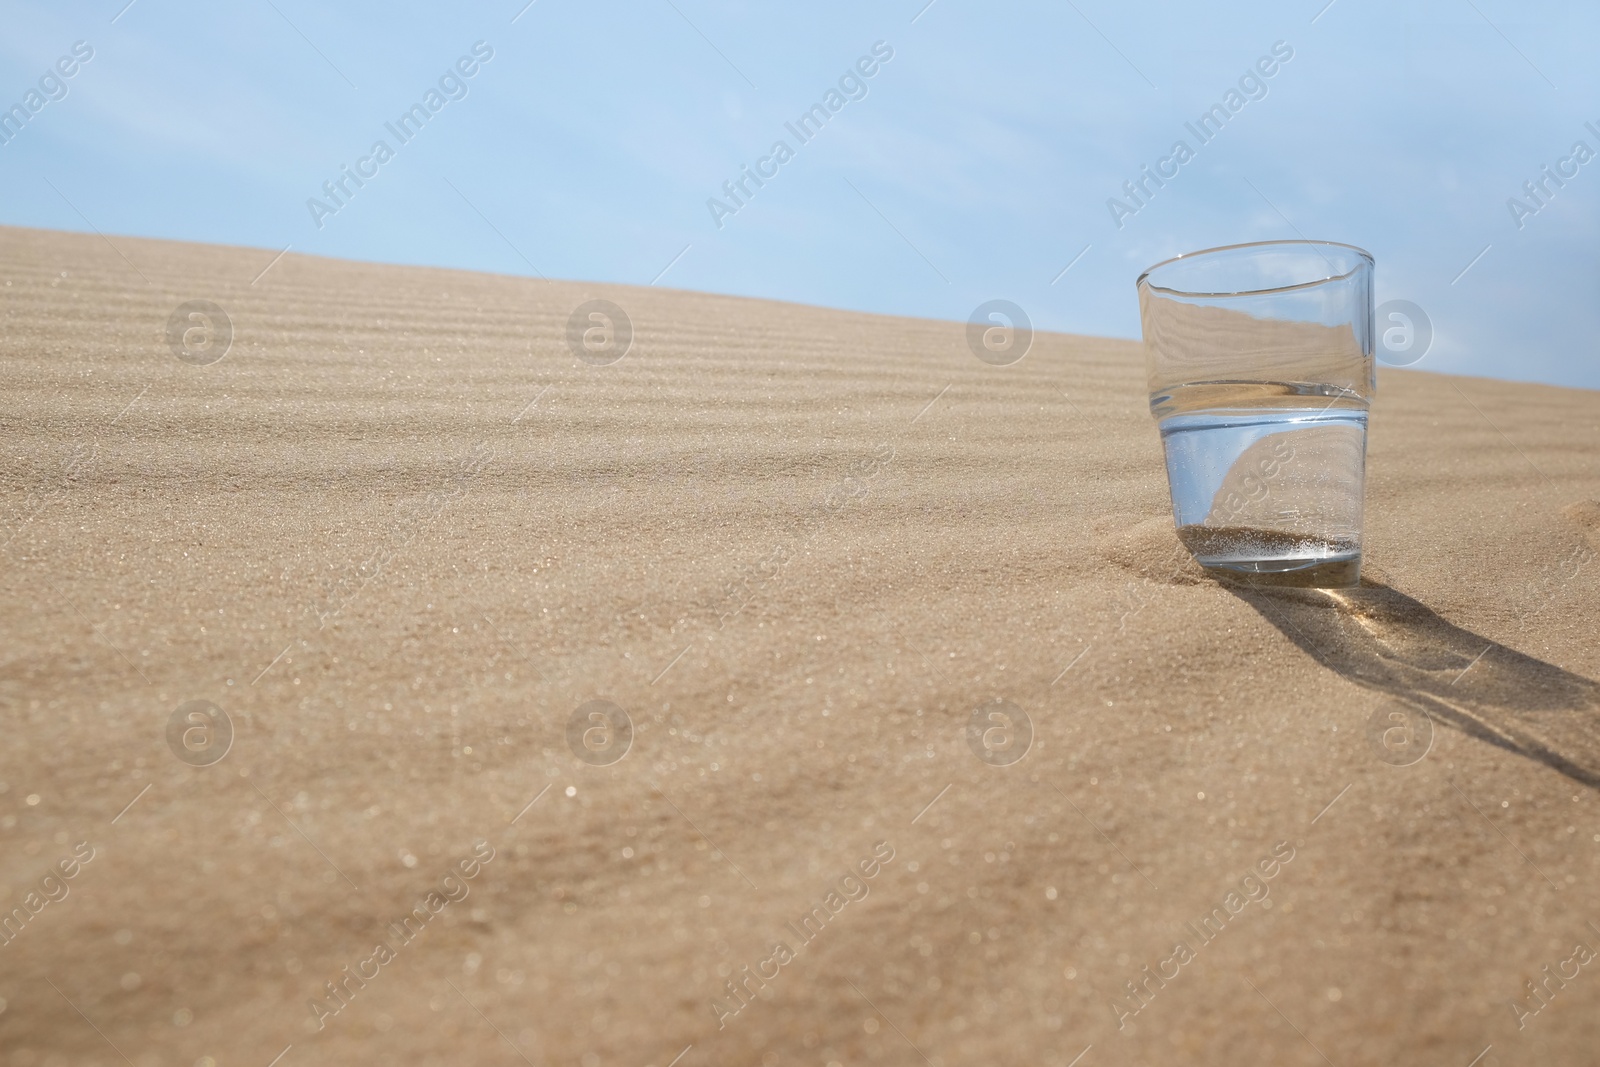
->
[1137,240,1375,588]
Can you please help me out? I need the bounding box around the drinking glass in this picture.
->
[1137,240,1374,587]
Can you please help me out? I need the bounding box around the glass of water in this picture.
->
[1137,240,1374,587]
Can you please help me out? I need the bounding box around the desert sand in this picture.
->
[2,223,1599,1067]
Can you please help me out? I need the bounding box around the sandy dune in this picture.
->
[2,224,1599,1067]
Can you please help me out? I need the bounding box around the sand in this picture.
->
[2,223,1599,1067]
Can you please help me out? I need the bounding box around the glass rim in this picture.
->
[1137,239,1373,298]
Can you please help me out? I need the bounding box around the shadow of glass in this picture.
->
[1228,579,1600,790]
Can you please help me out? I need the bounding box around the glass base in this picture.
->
[1176,525,1362,589]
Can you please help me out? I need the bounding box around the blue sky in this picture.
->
[2,0,1596,388]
